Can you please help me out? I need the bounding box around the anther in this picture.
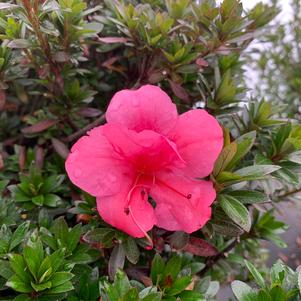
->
[187,194,192,199]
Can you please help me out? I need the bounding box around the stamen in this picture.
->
[155,177,192,200]
[128,205,153,249]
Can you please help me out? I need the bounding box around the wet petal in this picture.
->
[150,172,216,233]
[102,124,185,173]
[106,85,178,135]
[170,109,223,178]
[65,125,134,197]
[97,180,157,238]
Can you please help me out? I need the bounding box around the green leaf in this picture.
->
[7,39,30,49]
[67,224,82,253]
[9,221,30,251]
[226,131,256,171]
[177,290,205,300]
[51,217,69,241]
[205,281,220,298]
[49,249,65,273]
[194,276,211,294]
[141,293,162,301]
[244,260,266,288]
[124,237,139,264]
[113,270,131,298]
[227,190,268,204]
[162,255,182,284]
[6,275,32,293]
[213,142,237,177]
[257,289,272,301]
[0,259,13,279]
[0,3,19,9]
[9,254,30,283]
[168,231,189,250]
[46,280,74,294]
[211,219,244,237]
[0,180,9,192]
[231,280,256,301]
[165,276,192,296]
[235,165,280,179]
[37,257,52,282]
[182,262,205,274]
[50,272,74,287]
[32,195,44,206]
[219,195,251,232]
[23,239,44,279]
[269,286,286,301]
[43,194,61,207]
[31,280,52,292]
[151,254,165,284]
[123,287,139,300]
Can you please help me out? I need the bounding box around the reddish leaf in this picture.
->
[108,244,125,280]
[148,70,166,84]
[53,51,69,62]
[0,90,6,110]
[78,107,103,117]
[168,231,189,250]
[98,37,128,44]
[183,237,218,257]
[168,79,190,102]
[102,56,120,68]
[21,119,57,134]
[18,146,26,170]
[196,58,209,67]
[0,153,4,170]
[51,138,70,159]
[215,46,233,55]
[35,146,44,170]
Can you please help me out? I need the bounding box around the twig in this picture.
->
[198,238,239,277]
[63,114,106,143]
[276,188,301,200]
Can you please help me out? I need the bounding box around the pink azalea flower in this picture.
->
[66,85,223,238]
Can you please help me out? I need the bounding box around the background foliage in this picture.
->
[0,0,300,300]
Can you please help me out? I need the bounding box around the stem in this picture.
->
[63,114,106,142]
[198,238,239,277]
[277,188,301,200]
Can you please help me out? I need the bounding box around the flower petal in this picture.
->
[65,125,134,197]
[102,124,185,173]
[97,180,157,238]
[170,109,223,178]
[150,172,216,233]
[106,85,178,135]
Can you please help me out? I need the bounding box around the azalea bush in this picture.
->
[0,0,301,300]
[248,0,301,119]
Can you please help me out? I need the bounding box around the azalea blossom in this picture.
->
[66,85,223,238]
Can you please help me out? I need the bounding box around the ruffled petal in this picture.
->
[102,124,185,173]
[150,172,216,233]
[106,85,178,135]
[65,125,134,197]
[97,179,157,238]
[170,109,223,178]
